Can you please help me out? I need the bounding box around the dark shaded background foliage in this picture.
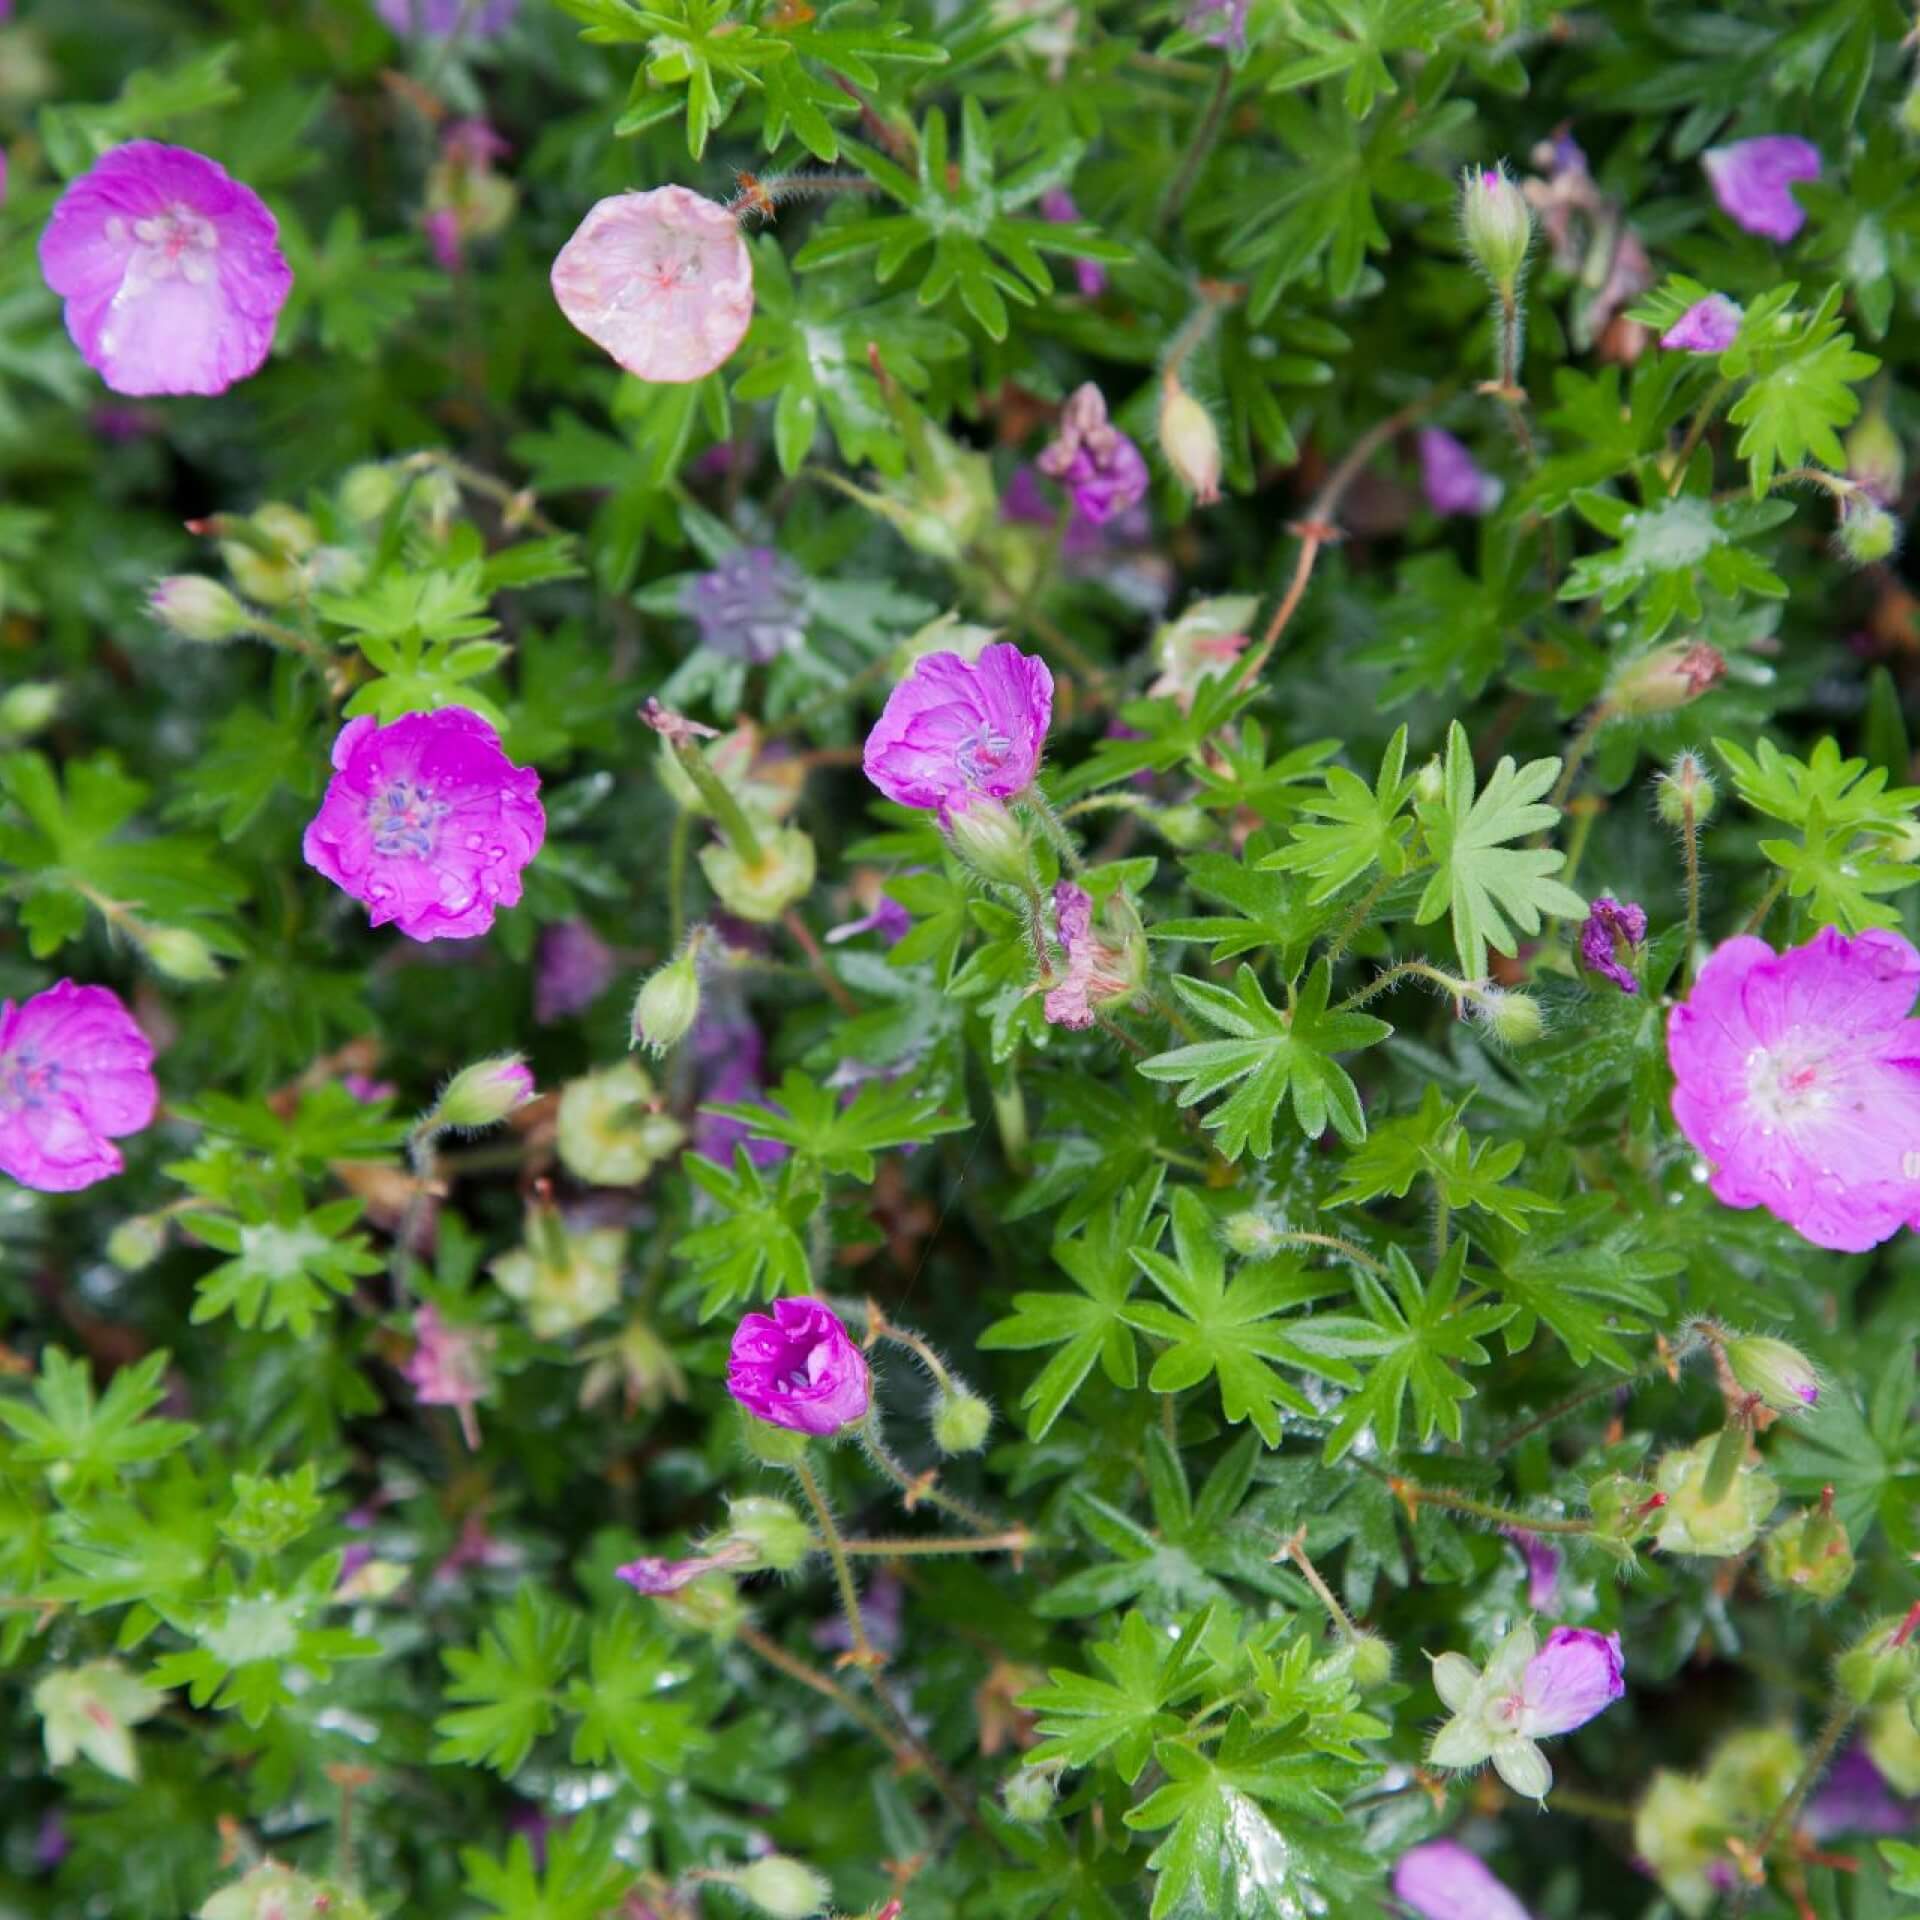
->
[3,1,1920,1917]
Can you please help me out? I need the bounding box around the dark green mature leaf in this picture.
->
[1021,1607,1212,1784]
[1261,724,1416,900]
[434,1590,581,1777]
[1330,1084,1556,1229]
[704,1066,971,1179]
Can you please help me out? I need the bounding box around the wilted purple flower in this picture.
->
[1508,1533,1562,1612]
[1668,927,1920,1253]
[302,709,545,943]
[378,0,518,34]
[863,643,1053,823]
[1808,1743,1917,1839]
[1185,0,1248,50]
[1044,882,1141,1031]
[1392,1841,1531,1920]
[825,894,910,946]
[616,1539,754,1595]
[343,1072,398,1104]
[402,1305,495,1450]
[38,142,292,398]
[1037,384,1149,528]
[726,1296,871,1435]
[535,919,617,1025]
[1662,294,1743,354]
[1702,136,1820,243]
[1039,189,1107,297]
[1418,428,1502,516]
[1579,896,1648,995]
[1002,465,1106,560]
[0,981,156,1193]
[684,548,809,663]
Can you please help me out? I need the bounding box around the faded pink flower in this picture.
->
[863,642,1053,822]
[0,982,156,1192]
[1417,427,1501,516]
[402,1305,495,1450]
[1043,882,1141,1031]
[1392,1841,1531,1920]
[616,1540,754,1595]
[535,919,617,1025]
[1524,1627,1626,1733]
[725,1296,870,1435]
[303,708,545,943]
[1702,136,1820,244]
[1668,926,1920,1252]
[1037,384,1148,527]
[1579,896,1648,995]
[342,1072,398,1104]
[1662,293,1743,354]
[550,185,753,384]
[825,894,910,946]
[38,142,292,397]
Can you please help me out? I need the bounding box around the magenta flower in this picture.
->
[825,894,910,947]
[534,919,617,1025]
[0,981,156,1193]
[725,1297,871,1436]
[863,643,1053,822]
[1669,927,1920,1252]
[377,0,518,33]
[1039,189,1106,298]
[685,547,809,662]
[1392,1841,1531,1920]
[1579,896,1648,995]
[616,1541,754,1595]
[1507,1532,1562,1612]
[303,709,544,943]
[1185,0,1249,50]
[38,142,292,398]
[1037,384,1149,528]
[1702,136,1820,243]
[402,1305,495,1450]
[342,1072,398,1104]
[1418,428,1502,516]
[1661,293,1743,354]
[550,185,753,384]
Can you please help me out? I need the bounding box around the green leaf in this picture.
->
[1330,1085,1557,1231]
[1413,720,1584,981]
[462,1814,632,1920]
[1267,0,1479,117]
[434,1590,581,1777]
[703,1067,971,1180]
[672,1150,814,1318]
[0,1349,194,1496]
[564,1613,704,1786]
[1261,724,1416,900]
[1723,285,1879,495]
[1138,961,1390,1161]
[1020,1608,1211,1784]
[182,1192,382,1338]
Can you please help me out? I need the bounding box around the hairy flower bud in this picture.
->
[1476,988,1544,1047]
[136,922,222,983]
[1347,1631,1395,1691]
[931,1384,993,1455]
[1459,163,1534,295]
[0,681,62,740]
[1837,498,1900,566]
[430,1054,534,1131]
[1762,1504,1854,1602]
[339,462,402,524]
[1838,1615,1920,1707]
[1002,1765,1059,1821]
[946,796,1034,889]
[1654,749,1718,828]
[149,575,249,643]
[1725,1333,1821,1412]
[632,939,704,1056]
[736,1856,831,1919]
[1221,1209,1283,1258]
[1587,1472,1663,1540]
[1157,376,1222,506]
[725,1495,814,1572]
[700,826,817,923]
[1606,640,1726,718]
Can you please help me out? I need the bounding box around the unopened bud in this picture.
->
[149,575,248,643]
[699,826,816,923]
[1347,1631,1395,1691]
[725,1496,813,1573]
[1837,499,1900,566]
[1762,1504,1854,1602]
[1222,1210,1283,1258]
[431,1054,535,1131]
[340,462,402,524]
[0,681,62,740]
[107,1214,167,1272]
[1002,1765,1059,1822]
[221,503,317,605]
[631,939,704,1056]
[1605,640,1725,719]
[930,1385,992,1455]
[1476,988,1543,1047]
[1157,378,1222,506]
[1838,1615,1920,1707]
[1725,1333,1820,1413]
[1847,412,1904,504]
[1587,1472,1664,1541]
[1414,756,1445,805]
[1654,750,1717,828]
[1459,163,1534,295]
[736,1855,831,1919]
[139,923,221,983]
[947,797,1033,889]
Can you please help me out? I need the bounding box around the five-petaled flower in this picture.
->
[303,708,545,943]
[39,142,292,398]
[726,1297,871,1436]
[1427,1622,1625,1800]
[1668,926,1920,1252]
[0,982,156,1193]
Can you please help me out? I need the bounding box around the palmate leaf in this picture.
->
[434,1590,581,1777]
[1262,725,1416,901]
[1715,733,1920,834]
[1329,1085,1557,1231]
[979,1170,1161,1439]
[1771,1338,1920,1546]
[1414,720,1585,982]
[462,1814,632,1920]
[673,1149,813,1317]
[564,1614,704,1787]
[0,1349,194,1496]
[1138,962,1389,1161]
[1722,284,1879,495]
[703,1067,970,1179]
[1122,1190,1360,1446]
[1266,0,1480,117]
[181,1190,383,1338]
[1150,850,1337,973]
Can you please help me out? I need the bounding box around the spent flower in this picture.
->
[1578,896,1648,994]
[1417,427,1502,517]
[1036,383,1150,527]
[401,1305,495,1449]
[1661,293,1743,355]
[685,547,809,663]
[1391,1841,1532,1920]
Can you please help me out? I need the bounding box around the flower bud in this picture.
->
[1847,410,1904,505]
[726,1496,813,1573]
[198,1862,375,1920]
[1761,1505,1854,1602]
[339,462,402,525]
[1654,750,1717,828]
[138,923,222,983]
[1884,1700,1920,1788]
[1653,1434,1779,1557]
[1476,988,1543,1047]
[947,796,1034,889]
[107,1214,167,1272]
[221,503,317,605]
[631,941,704,1056]
[1221,1210,1283,1258]
[1605,640,1726,718]
[0,680,62,740]
[1725,1333,1820,1413]
[700,825,817,923]
[1837,499,1900,566]
[1413,756,1445,805]
[555,1061,685,1186]
[1838,1615,1920,1707]
[1002,1765,1059,1822]
[1587,1471,1664,1540]
[149,575,249,643]
[1157,377,1222,506]
[430,1054,535,1131]
[1459,163,1534,294]
[1347,1631,1395,1691]
[930,1385,993,1455]
[736,1856,831,1919]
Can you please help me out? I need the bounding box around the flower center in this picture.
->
[110,203,221,291]
[366,777,449,859]
[0,1045,60,1113]
[955,723,1014,789]
[1745,1042,1831,1129]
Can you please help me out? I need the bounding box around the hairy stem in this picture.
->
[793,1456,874,1667]
[1680,790,1703,990]
[1153,65,1233,236]
[1392,1480,1594,1536]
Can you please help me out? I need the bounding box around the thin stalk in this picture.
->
[793,1456,875,1667]
[1025,785,1087,877]
[1493,289,1535,460]
[860,1416,1002,1534]
[1732,1702,1856,1914]
[1700,1414,1751,1506]
[400,449,563,536]
[1392,1480,1594,1537]
[671,739,762,865]
[1322,869,1398,972]
[840,1530,1032,1557]
[1741,871,1788,938]
[1270,1526,1361,1641]
[736,1622,902,1752]
[1548,705,1610,813]
[868,1313,958,1397]
[1271,1230,1391,1278]
[1680,789,1703,990]
[388,1123,439,1298]
[667,808,691,947]
[782,907,860,1016]
[1153,65,1233,236]
[1334,959,1477,1015]
[1492,1338,1696,1455]
[1670,377,1733,495]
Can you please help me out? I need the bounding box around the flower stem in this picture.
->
[1024,784,1086,877]
[859,1413,1002,1534]
[1321,868,1398,972]
[1670,377,1733,496]
[792,1456,876,1667]
[1740,871,1788,939]
[1334,959,1479,1014]
[1680,788,1704,990]
[782,907,860,1017]
[667,808,691,948]
[1271,1230,1391,1278]
[735,1621,901,1752]
[1492,288,1536,460]
[670,738,763,866]
[1548,704,1610,814]
[1389,1479,1593,1536]
[1270,1526,1360,1641]
[865,1305,958,1397]
[839,1530,1033,1556]
[389,1123,439,1299]
[1733,1701,1856,1913]
[1153,64,1233,236]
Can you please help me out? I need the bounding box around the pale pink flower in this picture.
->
[0,981,156,1192]
[1662,294,1742,354]
[1392,1841,1531,1920]
[402,1305,495,1450]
